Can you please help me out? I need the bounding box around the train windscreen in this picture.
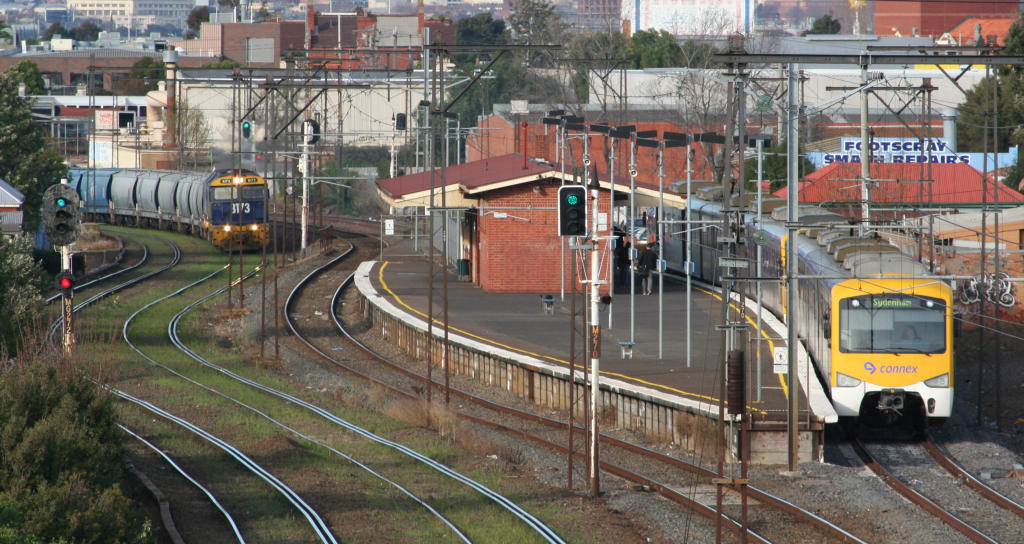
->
[838,294,946,354]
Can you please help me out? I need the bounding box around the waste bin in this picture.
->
[456,258,470,279]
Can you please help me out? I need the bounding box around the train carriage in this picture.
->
[109,170,141,221]
[69,168,117,218]
[658,190,954,427]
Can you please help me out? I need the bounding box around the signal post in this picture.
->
[43,180,82,355]
[558,172,608,498]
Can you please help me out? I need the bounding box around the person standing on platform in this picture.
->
[616,239,630,290]
[638,243,658,295]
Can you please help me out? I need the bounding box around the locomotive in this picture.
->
[67,167,269,251]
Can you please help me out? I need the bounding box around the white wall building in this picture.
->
[68,0,194,32]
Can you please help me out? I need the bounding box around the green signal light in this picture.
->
[56,198,67,207]
[242,121,251,129]
[566,194,579,206]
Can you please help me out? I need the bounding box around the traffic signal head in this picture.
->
[395,113,407,130]
[557,185,587,236]
[56,271,73,298]
[43,183,81,246]
[242,120,252,139]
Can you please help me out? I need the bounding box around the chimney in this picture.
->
[942,107,958,152]
[912,26,918,37]
[974,23,983,46]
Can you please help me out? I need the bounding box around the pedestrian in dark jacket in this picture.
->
[637,243,658,295]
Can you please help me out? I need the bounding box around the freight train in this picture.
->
[655,186,954,429]
[67,167,269,251]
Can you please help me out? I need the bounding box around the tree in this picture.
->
[508,0,562,67]
[629,30,684,69]
[448,12,564,130]
[742,140,816,193]
[566,31,629,103]
[957,17,1024,190]
[0,365,149,543]
[4,61,46,95]
[168,99,212,169]
[41,22,68,41]
[186,6,210,39]
[144,23,185,37]
[128,57,164,93]
[71,21,101,41]
[200,59,240,69]
[0,73,67,230]
[802,14,841,36]
[0,234,45,352]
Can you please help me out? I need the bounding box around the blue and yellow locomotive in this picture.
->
[68,167,269,251]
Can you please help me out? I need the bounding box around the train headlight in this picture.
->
[224,224,232,232]
[835,372,861,387]
[251,224,259,231]
[924,373,950,388]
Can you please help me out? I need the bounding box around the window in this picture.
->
[212,186,234,200]
[242,187,266,200]
[838,294,945,353]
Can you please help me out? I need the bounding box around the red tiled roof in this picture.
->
[377,154,559,199]
[946,17,1015,45]
[774,162,1024,204]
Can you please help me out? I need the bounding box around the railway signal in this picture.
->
[56,271,74,298]
[242,120,252,139]
[557,185,587,236]
[42,183,81,246]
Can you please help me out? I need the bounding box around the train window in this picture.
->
[212,187,234,200]
[242,187,266,200]
[838,295,946,354]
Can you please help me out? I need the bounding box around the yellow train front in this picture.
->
[829,277,954,427]
[203,169,269,251]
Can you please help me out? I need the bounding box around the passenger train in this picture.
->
[654,186,954,428]
[67,167,269,251]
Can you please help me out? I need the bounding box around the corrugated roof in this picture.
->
[774,162,1024,205]
[377,154,558,199]
[0,178,23,206]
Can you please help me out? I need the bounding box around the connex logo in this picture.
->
[864,361,918,375]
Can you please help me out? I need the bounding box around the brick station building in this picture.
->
[376,153,684,293]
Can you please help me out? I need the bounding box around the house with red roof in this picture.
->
[774,163,1024,221]
[937,17,1016,47]
[376,153,684,293]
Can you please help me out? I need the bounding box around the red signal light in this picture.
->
[59,277,72,289]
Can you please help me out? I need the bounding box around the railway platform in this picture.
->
[354,253,837,464]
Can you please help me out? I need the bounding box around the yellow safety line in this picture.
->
[377,262,780,411]
[694,284,790,399]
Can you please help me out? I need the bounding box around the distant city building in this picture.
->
[874,0,1019,38]
[618,0,750,36]
[67,0,194,33]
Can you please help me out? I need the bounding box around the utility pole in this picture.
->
[587,167,601,499]
[860,64,871,234]
[785,63,801,473]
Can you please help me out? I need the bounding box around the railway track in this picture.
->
[281,233,870,543]
[78,226,569,543]
[851,437,1024,543]
[59,232,340,543]
[282,234,568,543]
